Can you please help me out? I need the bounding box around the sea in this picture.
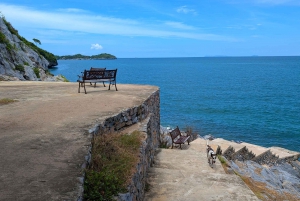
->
[49,56,300,152]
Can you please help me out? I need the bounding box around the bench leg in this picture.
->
[114,82,118,91]
[83,83,87,94]
[103,82,106,87]
[78,82,81,93]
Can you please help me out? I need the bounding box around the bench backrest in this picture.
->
[103,69,117,80]
[90,67,106,71]
[169,126,181,141]
[83,69,117,80]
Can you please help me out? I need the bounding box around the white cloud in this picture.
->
[164,22,196,30]
[91,43,103,50]
[254,0,294,4]
[176,6,197,15]
[56,8,88,13]
[0,3,236,42]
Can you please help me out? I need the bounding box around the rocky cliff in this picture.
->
[0,17,61,81]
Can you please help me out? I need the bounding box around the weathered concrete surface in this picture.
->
[144,138,260,201]
[0,81,158,201]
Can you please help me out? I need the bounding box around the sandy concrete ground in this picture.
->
[0,81,158,201]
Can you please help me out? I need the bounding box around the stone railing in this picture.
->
[79,89,160,201]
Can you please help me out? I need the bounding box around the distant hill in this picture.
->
[56,53,117,60]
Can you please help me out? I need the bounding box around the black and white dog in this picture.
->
[206,141,217,166]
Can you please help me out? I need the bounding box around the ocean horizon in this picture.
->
[50,56,300,152]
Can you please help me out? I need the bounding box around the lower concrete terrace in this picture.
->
[0,81,158,200]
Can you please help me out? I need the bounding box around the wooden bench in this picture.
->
[169,126,190,149]
[77,69,118,94]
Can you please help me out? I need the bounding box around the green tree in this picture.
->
[33,38,41,45]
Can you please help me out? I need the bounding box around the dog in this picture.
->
[206,141,217,166]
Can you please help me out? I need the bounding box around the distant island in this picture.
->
[56,53,117,60]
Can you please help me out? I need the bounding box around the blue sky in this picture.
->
[1,0,300,58]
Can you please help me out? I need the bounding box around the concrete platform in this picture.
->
[0,81,158,201]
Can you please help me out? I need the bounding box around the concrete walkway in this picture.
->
[144,138,260,201]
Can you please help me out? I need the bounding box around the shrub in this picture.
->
[84,131,143,200]
[0,32,13,51]
[15,64,25,72]
[61,75,69,82]
[33,67,40,78]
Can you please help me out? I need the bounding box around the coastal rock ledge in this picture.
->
[0,17,61,81]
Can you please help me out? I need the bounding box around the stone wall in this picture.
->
[82,89,160,201]
[89,90,160,136]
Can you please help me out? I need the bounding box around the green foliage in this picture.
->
[217,155,226,164]
[33,38,41,45]
[159,141,168,149]
[24,62,29,66]
[56,53,117,60]
[84,170,122,201]
[0,98,17,105]
[60,75,69,82]
[45,70,54,76]
[0,31,13,51]
[33,67,40,78]
[2,17,57,66]
[84,131,142,200]
[15,64,25,72]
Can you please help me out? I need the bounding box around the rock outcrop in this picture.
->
[0,17,60,81]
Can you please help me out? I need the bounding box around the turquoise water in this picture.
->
[50,57,300,152]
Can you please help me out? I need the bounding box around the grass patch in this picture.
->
[0,98,17,105]
[217,155,232,174]
[84,131,143,201]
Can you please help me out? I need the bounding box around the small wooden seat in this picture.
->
[169,126,190,149]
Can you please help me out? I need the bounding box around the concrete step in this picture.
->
[203,138,300,159]
[145,139,259,201]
